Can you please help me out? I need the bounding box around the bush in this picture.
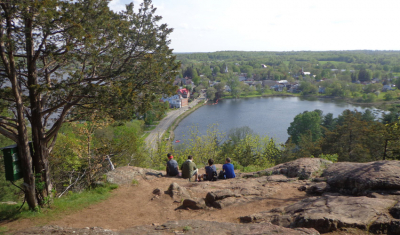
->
[318,153,338,163]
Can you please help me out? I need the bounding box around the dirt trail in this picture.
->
[2,173,306,233]
[52,179,304,231]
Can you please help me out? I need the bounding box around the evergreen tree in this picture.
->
[0,0,178,210]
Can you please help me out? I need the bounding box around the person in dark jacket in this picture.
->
[166,153,179,177]
[200,158,217,181]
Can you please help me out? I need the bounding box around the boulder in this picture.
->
[240,195,399,234]
[305,182,330,195]
[205,189,236,203]
[212,197,244,209]
[182,198,207,210]
[120,220,320,235]
[152,188,161,196]
[166,182,191,200]
[322,161,400,195]
[239,187,262,196]
[105,166,163,185]
[266,174,292,182]
[390,202,400,219]
[257,158,332,180]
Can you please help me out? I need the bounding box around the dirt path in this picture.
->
[1,173,370,235]
[2,175,307,233]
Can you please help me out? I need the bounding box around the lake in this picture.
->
[173,97,381,144]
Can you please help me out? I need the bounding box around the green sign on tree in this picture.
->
[2,145,23,181]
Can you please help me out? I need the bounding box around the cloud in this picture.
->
[108,0,125,12]
[109,0,400,52]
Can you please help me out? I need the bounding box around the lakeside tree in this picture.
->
[226,73,241,98]
[287,110,322,145]
[206,87,216,101]
[0,0,178,210]
[320,110,385,162]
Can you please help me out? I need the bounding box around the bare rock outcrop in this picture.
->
[14,226,115,235]
[182,198,207,210]
[298,182,331,195]
[167,182,191,200]
[322,160,400,195]
[120,220,320,235]
[241,195,400,234]
[244,158,332,180]
[205,189,237,202]
[105,166,163,185]
[15,222,320,235]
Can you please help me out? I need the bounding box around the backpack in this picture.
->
[211,170,218,181]
[218,170,225,180]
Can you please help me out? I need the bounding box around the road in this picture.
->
[145,98,204,150]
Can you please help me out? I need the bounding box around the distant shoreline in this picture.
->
[219,93,396,110]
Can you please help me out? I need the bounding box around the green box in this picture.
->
[1,143,33,181]
[2,144,23,181]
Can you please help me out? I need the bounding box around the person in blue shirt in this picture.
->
[222,157,235,179]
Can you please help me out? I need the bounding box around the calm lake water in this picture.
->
[174,97,381,144]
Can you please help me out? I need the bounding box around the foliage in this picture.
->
[174,124,225,166]
[0,0,178,209]
[144,101,169,125]
[318,153,338,163]
[287,110,322,145]
[383,119,400,160]
[50,119,145,196]
[319,110,386,162]
[218,127,280,169]
[206,87,217,101]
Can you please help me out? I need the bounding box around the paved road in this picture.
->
[145,98,204,150]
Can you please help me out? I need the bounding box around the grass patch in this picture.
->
[131,179,139,186]
[143,125,156,131]
[239,94,262,98]
[318,61,341,65]
[235,164,270,173]
[0,226,8,234]
[142,132,150,139]
[0,183,118,222]
[183,226,192,232]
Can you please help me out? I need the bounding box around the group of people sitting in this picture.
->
[165,153,236,182]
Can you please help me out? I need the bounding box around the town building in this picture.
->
[161,88,190,108]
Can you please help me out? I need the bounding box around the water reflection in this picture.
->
[174,97,380,144]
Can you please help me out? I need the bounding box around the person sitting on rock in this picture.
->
[200,158,217,181]
[166,153,179,177]
[222,157,236,179]
[181,155,199,181]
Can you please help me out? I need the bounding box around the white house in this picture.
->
[161,94,182,108]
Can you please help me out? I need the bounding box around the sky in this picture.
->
[109,0,400,52]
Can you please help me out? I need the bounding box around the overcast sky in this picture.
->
[109,0,400,52]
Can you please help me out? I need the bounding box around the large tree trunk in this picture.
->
[24,9,52,204]
[17,133,38,209]
[1,3,38,210]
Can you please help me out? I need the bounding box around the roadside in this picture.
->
[144,94,206,150]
